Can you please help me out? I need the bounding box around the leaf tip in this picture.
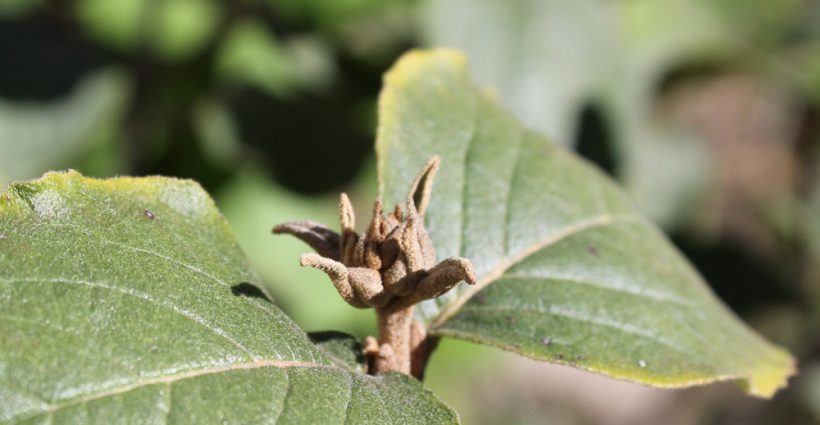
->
[376,48,470,201]
[742,347,797,398]
[382,48,469,89]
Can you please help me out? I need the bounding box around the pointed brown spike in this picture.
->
[416,223,437,269]
[407,156,440,217]
[395,256,476,309]
[299,253,367,308]
[366,200,385,241]
[339,192,355,233]
[273,221,341,261]
[353,232,367,266]
[339,193,357,264]
[401,200,423,272]
[392,204,403,222]
[341,231,359,266]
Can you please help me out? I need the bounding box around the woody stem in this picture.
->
[374,305,414,374]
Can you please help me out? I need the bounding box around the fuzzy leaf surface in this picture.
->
[376,49,795,398]
[0,171,458,424]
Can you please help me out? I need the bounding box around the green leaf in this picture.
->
[0,171,458,424]
[376,49,795,398]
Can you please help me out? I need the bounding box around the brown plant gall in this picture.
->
[273,156,476,376]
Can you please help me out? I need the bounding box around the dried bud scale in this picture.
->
[273,156,476,376]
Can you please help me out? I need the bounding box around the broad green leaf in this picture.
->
[0,171,458,424]
[376,49,795,398]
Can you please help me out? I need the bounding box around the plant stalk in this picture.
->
[375,305,415,374]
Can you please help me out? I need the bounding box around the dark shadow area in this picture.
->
[230,86,373,195]
[655,60,728,95]
[229,45,409,196]
[147,123,233,192]
[574,105,618,177]
[308,330,366,369]
[308,330,359,344]
[231,282,272,302]
[669,233,803,317]
[0,13,113,100]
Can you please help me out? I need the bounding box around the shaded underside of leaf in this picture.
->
[0,171,458,424]
[376,49,795,398]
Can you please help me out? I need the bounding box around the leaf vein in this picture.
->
[432,214,630,327]
[501,128,527,259]
[456,110,480,257]
[460,304,696,357]
[12,360,324,423]
[274,368,294,425]
[0,277,258,359]
[342,373,354,425]
[499,273,692,306]
[162,381,172,424]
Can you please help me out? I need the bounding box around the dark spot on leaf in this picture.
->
[586,246,599,257]
[474,292,487,305]
[231,282,271,302]
[143,209,155,220]
[309,330,355,345]
[540,337,552,346]
[505,315,516,324]
[308,331,366,369]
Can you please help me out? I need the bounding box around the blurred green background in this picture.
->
[1,0,819,423]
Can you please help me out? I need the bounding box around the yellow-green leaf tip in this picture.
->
[743,347,796,398]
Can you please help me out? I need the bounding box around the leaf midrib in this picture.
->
[46,220,278,320]
[0,276,260,357]
[430,213,634,328]
[12,360,327,422]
